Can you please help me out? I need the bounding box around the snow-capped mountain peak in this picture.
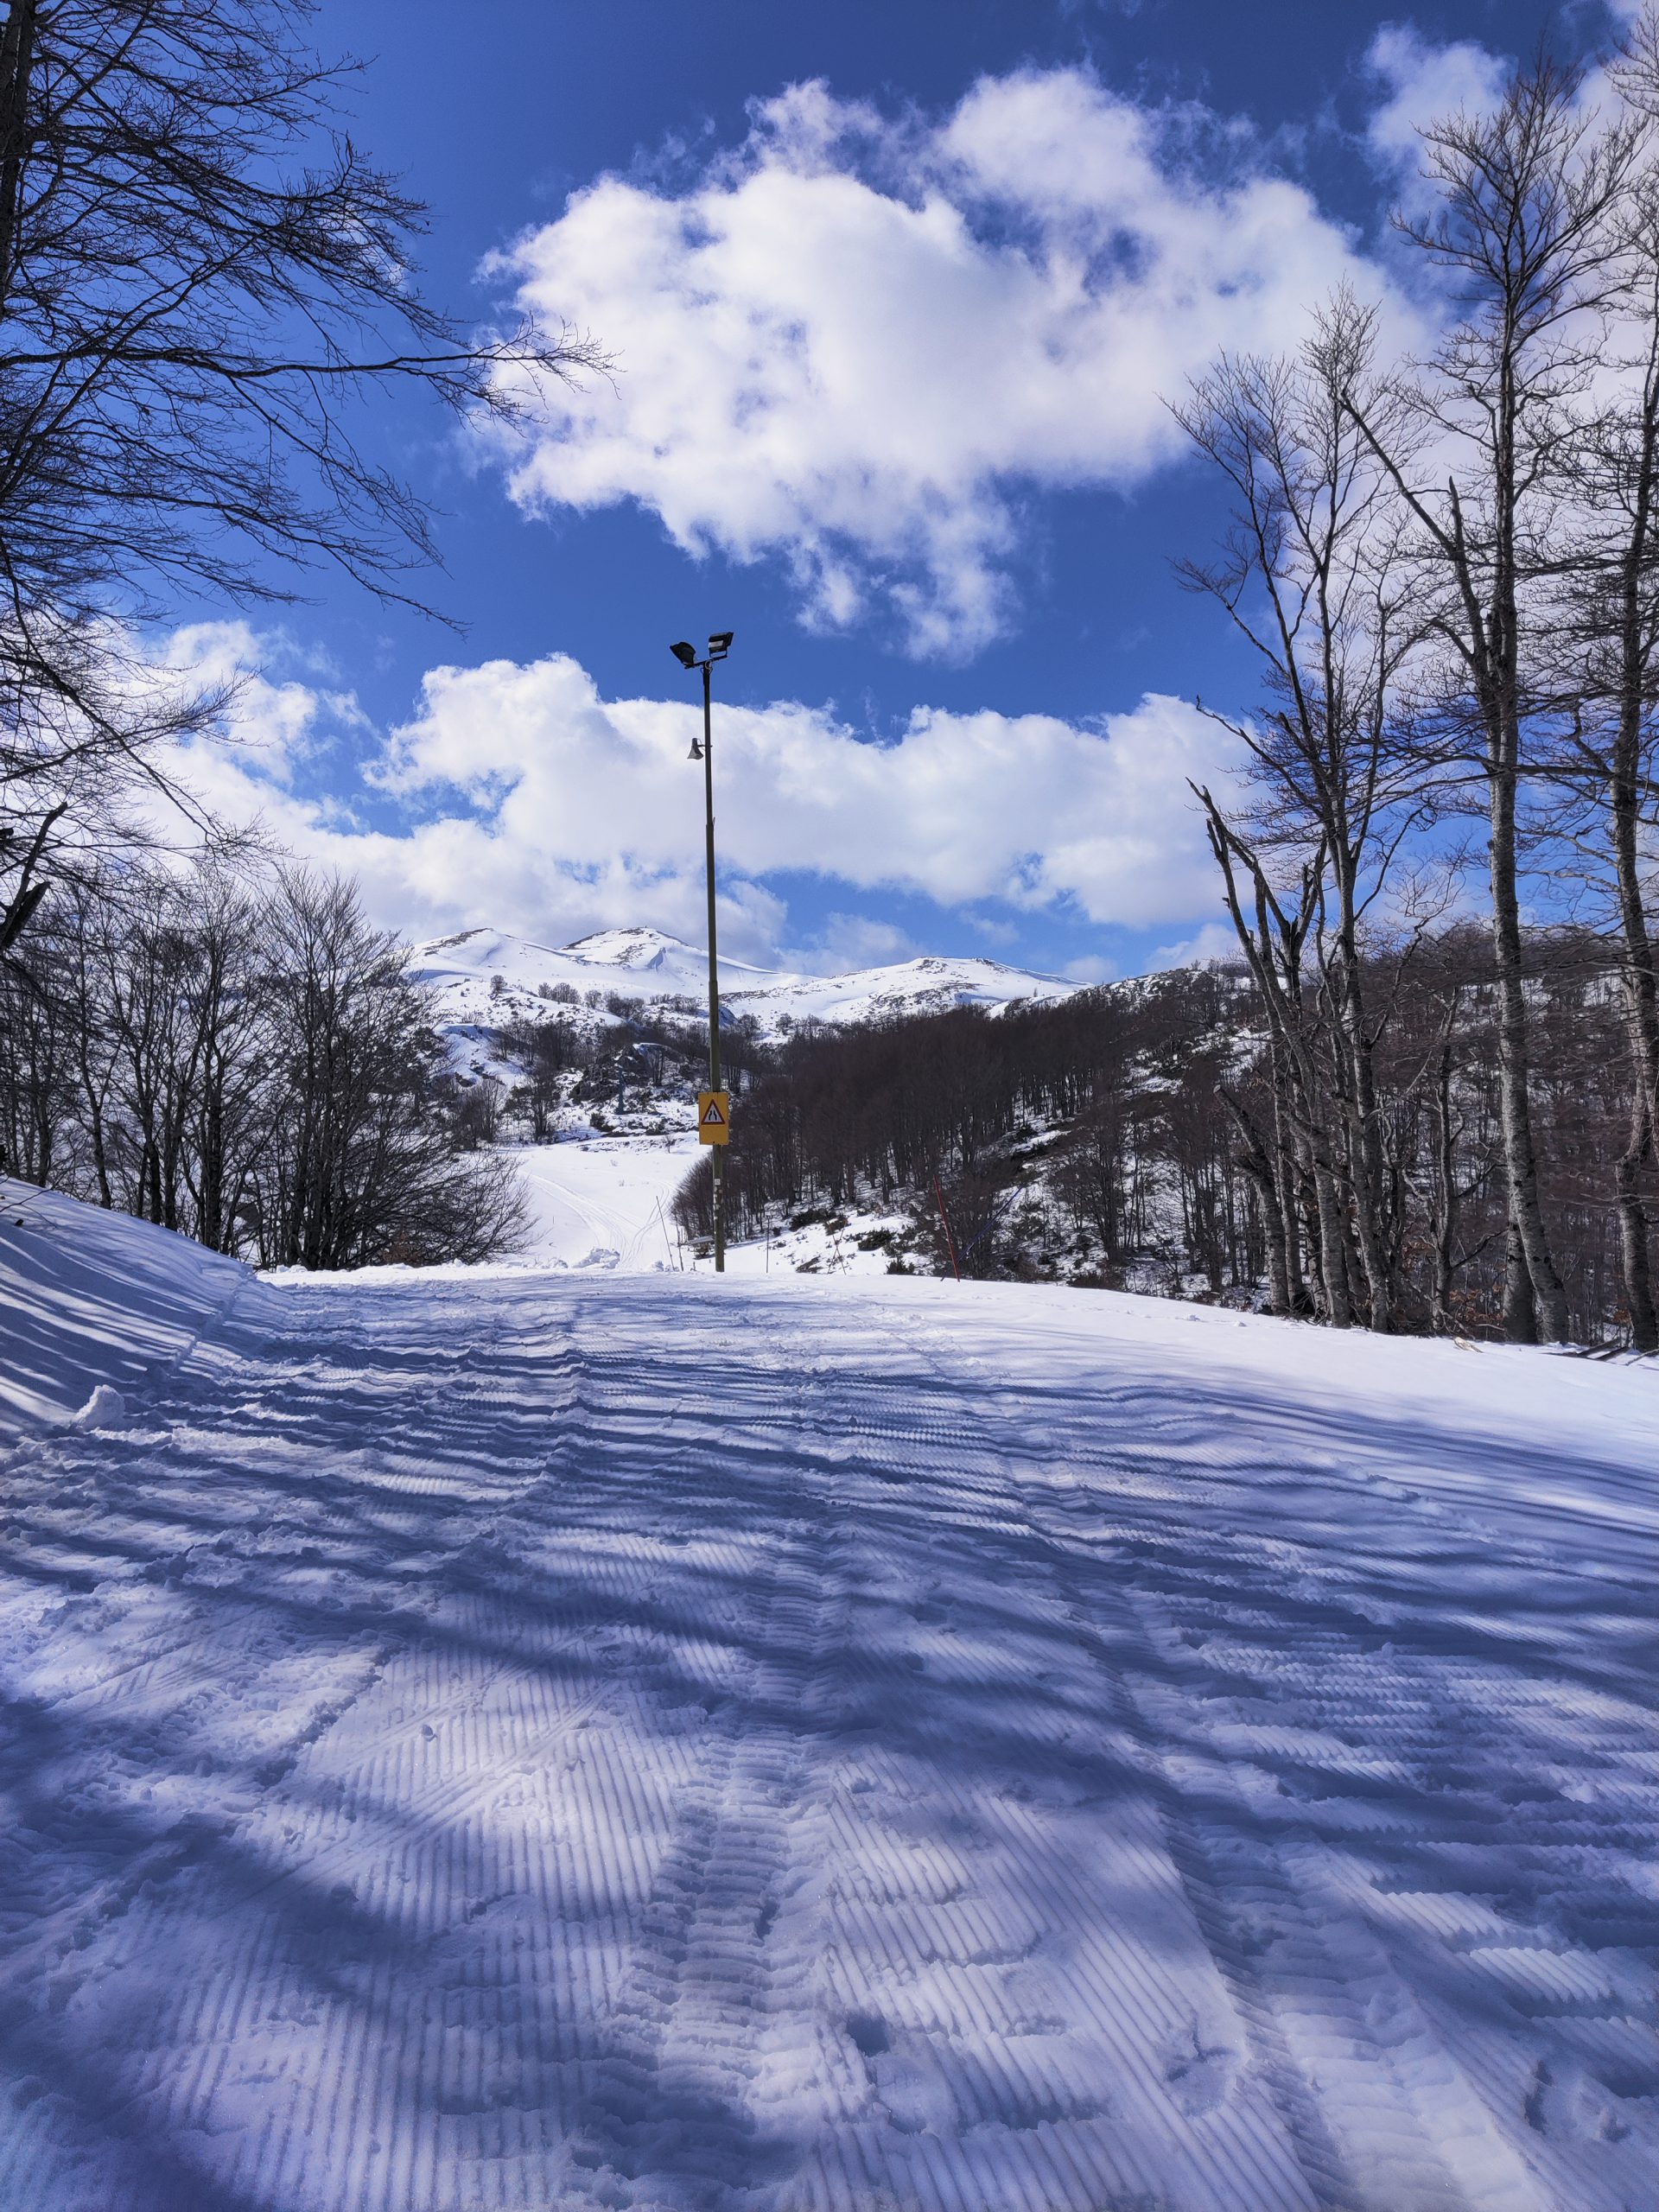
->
[562,928,704,974]
[410,926,1081,1042]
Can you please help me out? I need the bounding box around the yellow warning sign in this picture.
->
[696,1090,732,1145]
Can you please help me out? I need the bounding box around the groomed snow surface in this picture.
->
[1,1183,1657,2211]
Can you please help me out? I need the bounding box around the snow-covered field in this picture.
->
[391,1135,903,1283]
[511,1136,700,1274]
[2,1185,1657,2210]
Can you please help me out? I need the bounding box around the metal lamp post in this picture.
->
[670,631,734,1271]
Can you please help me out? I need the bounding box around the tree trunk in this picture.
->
[0,0,36,316]
[1311,1153,1354,1328]
[1427,1016,1459,1334]
[1611,775,1659,1350]
[1605,342,1659,1353]
[1222,1087,1290,1314]
[1272,1058,1309,1313]
[1333,910,1395,1331]
[1489,766,1570,1340]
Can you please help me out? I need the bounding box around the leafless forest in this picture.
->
[0,862,524,1268]
[670,936,1641,1343]
[0,0,583,1270]
[1159,39,1659,1346]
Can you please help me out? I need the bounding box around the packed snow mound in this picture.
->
[410,924,1078,1041]
[0,1178,246,1442]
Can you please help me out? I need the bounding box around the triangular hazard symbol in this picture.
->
[701,1099,726,1126]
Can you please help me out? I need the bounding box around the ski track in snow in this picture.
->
[512,1141,695,1275]
[0,1264,1656,2210]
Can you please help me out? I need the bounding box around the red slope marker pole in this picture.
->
[933,1175,962,1282]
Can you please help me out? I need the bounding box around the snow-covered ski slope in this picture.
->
[512,1135,697,1273]
[2,1189,1657,2211]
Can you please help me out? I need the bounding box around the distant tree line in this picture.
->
[672,934,1643,1343]
[482,1000,767,1145]
[671,976,1252,1285]
[0,859,524,1267]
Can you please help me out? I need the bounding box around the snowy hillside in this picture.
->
[411,923,1080,1040]
[1,1183,1656,2209]
[463,1133,907,1281]
[511,1133,698,1272]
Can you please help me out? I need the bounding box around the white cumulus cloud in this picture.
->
[152,632,1241,962]
[1364,24,1510,185]
[485,69,1406,658]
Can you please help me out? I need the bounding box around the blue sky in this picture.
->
[171,0,1616,979]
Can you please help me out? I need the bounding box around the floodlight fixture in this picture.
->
[670,639,697,669]
[708,631,734,659]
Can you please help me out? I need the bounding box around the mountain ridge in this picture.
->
[410,924,1084,1041]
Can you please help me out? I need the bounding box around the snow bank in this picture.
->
[1046,1281,1659,1554]
[0,1178,246,1442]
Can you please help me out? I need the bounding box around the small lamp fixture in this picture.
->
[688,734,703,760]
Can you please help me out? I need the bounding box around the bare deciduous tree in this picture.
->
[0,855,527,1267]
[1541,102,1659,1350]
[1338,58,1646,1341]
[1178,302,1427,1329]
[0,0,599,943]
